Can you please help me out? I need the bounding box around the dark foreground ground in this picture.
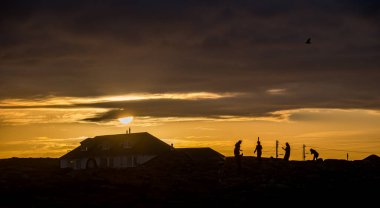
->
[0,156,379,207]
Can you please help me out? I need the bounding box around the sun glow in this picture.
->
[118,116,134,124]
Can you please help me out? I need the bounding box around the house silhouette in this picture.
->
[60,132,171,169]
[60,132,225,170]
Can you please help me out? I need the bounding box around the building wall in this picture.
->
[60,155,157,169]
[135,155,156,166]
[113,156,122,168]
[60,158,86,169]
[60,159,70,168]
[121,156,133,167]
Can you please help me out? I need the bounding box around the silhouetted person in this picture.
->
[305,38,311,44]
[234,140,243,173]
[254,140,263,160]
[310,148,319,161]
[282,142,291,161]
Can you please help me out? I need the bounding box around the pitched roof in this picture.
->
[60,132,171,159]
[175,147,225,164]
[363,154,380,162]
[143,147,225,169]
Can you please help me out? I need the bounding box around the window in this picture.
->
[133,156,138,167]
[81,145,88,151]
[102,143,110,151]
[122,141,131,149]
[100,158,107,168]
[109,158,114,168]
[69,160,75,168]
[76,159,82,169]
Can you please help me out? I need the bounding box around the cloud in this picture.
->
[0,0,379,120]
[0,108,108,125]
[0,92,238,107]
[0,136,86,158]
[1,90,380,124]
[267,88,287,95]
[286,108,380,123]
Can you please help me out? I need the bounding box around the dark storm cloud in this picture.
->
[1,0,380,120]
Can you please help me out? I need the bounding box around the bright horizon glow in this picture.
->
[1,108,380,160]
[118,116,134,124]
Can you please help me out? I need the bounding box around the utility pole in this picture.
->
[303,144,306,161]
[276,140,279,159]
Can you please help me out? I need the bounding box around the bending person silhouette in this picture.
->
[310,148,319,161]
[234,140,243,173]
[254,140,262,160]
[282,142,291,161]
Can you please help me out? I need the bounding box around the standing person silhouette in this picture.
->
[310,148,319,161]
[282,142,291,161]
[254,139,263,160]
[234,140,243,173]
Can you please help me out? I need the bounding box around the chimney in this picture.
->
[128,127,131,134]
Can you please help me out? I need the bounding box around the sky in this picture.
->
[1,0,380,160]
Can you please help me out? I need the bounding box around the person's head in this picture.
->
[286,142,289,146]
[236,140,242,146]
[257,141,260,145]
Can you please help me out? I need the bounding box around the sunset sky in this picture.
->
[1,0,380,160]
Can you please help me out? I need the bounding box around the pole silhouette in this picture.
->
[303,144,306,161]
[276,140,279,159]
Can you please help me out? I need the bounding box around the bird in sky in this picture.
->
[305,38,311,44]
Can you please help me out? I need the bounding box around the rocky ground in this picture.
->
[0,156,379,207]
